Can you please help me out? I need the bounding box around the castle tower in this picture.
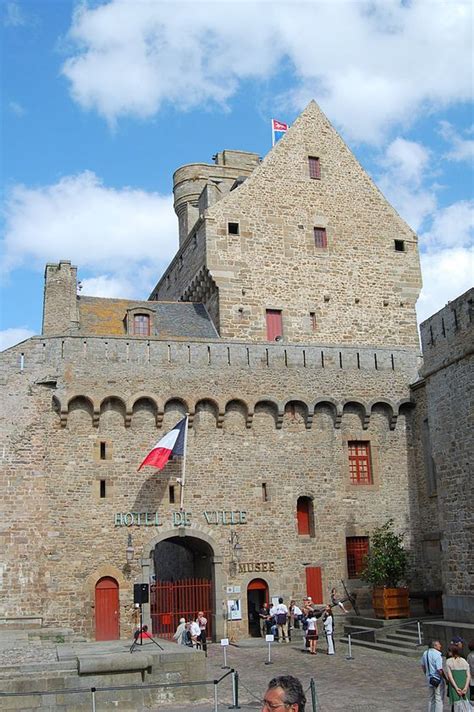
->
[42,261,80,335]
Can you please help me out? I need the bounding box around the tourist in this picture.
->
[275,597,289,643]
[421,640,446,712]
[323,604,335,655]
[445,644,471,711]
[173,617,187,645]
[189,618,201,647]
[467,641,474,704]
[261,675,306,712]
[306,610,318,655]
[259,602,270,637]
[196,610,208,654]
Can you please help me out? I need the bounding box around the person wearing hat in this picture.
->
[173,617,187,645]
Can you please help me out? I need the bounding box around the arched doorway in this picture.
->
[247,578,269,637]
[95,577,119,640]
[151,536,214,640]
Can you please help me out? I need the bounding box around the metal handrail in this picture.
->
[344,618,425,659]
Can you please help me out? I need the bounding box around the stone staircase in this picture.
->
[340,617,425,659]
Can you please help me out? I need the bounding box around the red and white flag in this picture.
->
[138,416,187,471]
[271,118,289,146]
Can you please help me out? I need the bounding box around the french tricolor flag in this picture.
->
[138,416,187,471]
[272,118,289,146]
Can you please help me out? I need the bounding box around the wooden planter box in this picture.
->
[372,587,410,619]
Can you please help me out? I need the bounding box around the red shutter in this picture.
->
[305,567,323,604]
[297,498,310,535]
[266,310,283,341]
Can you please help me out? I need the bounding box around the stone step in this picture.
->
[385,631,421,643]
[340,636,421,659]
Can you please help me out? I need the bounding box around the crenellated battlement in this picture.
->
[420,287,473,376]
[1,334,421,379]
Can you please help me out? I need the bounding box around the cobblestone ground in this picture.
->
[146,640,448,712]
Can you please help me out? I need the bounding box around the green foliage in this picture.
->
[361,519,408,588]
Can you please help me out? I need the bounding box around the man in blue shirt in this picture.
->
[421,640,446,712]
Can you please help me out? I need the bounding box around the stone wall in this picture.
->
[1,334,418,639]
[419,288,473,623]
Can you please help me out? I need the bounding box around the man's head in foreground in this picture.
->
[262,675,306,712]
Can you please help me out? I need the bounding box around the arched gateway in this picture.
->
[146,532,219,640]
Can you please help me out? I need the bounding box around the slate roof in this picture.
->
[78,297,218,339]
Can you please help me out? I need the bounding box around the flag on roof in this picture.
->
[272,118,289,146]
[138,416,187,471]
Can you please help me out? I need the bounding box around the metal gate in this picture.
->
[150,578,212,639]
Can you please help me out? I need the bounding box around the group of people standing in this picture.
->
[173,611,208,653]
[421,636,473,711]
[258,587,348,655]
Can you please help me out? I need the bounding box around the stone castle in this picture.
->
[1,101,471,643]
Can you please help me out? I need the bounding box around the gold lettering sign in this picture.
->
[238,562,275,574]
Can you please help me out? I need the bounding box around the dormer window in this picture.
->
[133,314,150,336]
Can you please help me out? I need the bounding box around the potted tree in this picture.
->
[361,519,410,619]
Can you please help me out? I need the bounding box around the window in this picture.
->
[99,480,106,499]
[133,314,150,336]
[169,485,175,504]
[310,312,317,331]
[308,156,321,179]
[99,441,107,460]
[394,239,405,252]
[346,537,369,578]
[314,227,327,248]
[266,309,283,341]
[348,441,372,484]
[297,496,314,535]
[228,222,239,235]
[262,482,268,502]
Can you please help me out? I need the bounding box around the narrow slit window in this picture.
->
[310,312,317,331]
[262,483,268,502]
[99,480,106,498]
[100,441,107,460]
[169,485,175,504]
[308,156,321,179]
[314,227,327,248]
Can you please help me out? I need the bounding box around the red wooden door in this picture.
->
[305,567,323,605]
[95,577,120,641]
[266,310,283,341]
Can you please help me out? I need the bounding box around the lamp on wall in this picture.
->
[126,533,134,564]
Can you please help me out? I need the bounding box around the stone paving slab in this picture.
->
[147,640,451,712]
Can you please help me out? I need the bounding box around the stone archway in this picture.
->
[141,528,223,640]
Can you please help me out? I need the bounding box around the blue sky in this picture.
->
[1,0,473,350]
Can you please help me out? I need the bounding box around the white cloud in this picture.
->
[421,200,474,250]
[376,138,437,231]
[3,1,26,27]
[0,327,35,352]
[438,120,474,162]
[61,0,473,142]
[8,100,26,117]
[417,246,473,324]
[79,274,142,299]
[1,171,177,282]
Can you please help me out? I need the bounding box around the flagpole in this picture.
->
[179,414,189,512]
[271,119,275,147]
